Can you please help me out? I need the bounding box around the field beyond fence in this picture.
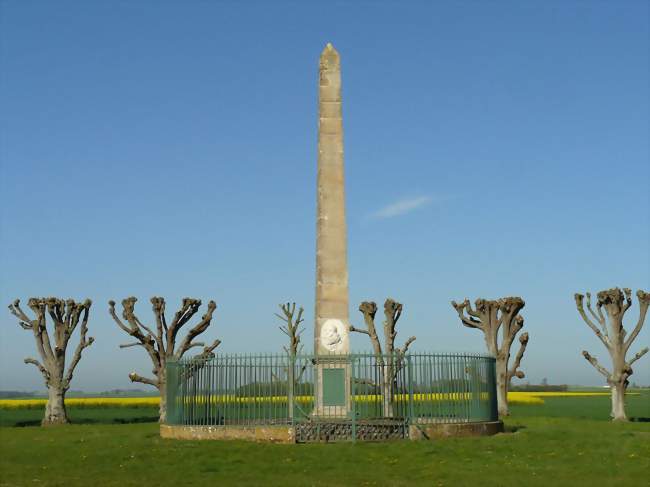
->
[0,391,640,410]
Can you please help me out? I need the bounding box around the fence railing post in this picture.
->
[166,359,176,424]
[407,354,414,423]
[351,355,356,442]
[288,352,295,424]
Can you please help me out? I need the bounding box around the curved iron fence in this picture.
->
[166,353,497,427]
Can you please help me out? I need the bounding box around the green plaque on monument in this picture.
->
[322,368,346,406]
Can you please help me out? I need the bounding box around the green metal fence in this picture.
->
[166,352,497,430]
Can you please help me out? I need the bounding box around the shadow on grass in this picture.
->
[503,424,526,433]
[113,416,159,424]
[1,406,161,428]
[630,417,650,423]
[12,416,159,427]
[12,420,41,427]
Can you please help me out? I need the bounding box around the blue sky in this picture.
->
[1,1,648,392]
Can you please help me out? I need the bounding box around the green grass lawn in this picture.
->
[510,391,650,420]
[0,407,159,428]
[1,393,648,486]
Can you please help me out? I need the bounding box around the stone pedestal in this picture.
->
[313,355,351,418]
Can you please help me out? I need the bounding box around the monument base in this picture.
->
[161,420,504,443]
[160,424,294,443]
[295,419,406,442]
[313,355,351,418]
[408,420,504,440]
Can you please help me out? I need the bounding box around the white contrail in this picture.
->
[372,195,432,219]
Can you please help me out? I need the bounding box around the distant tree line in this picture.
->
[0,391,38,399]
[510,384,569,392]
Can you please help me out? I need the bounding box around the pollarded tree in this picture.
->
[276,302,305,356]
[350,298,416,417]
[8,298,94,425]
[275,302,306,419]
[109,297,221,422]
[575,288,649,421]
[451,296,529,417]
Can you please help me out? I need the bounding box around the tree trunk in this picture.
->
[287,355,295,421]
[609,346,628,421]
[158,380,167,423]
[610,381,627,421]
[382,366,394,418]
[43,386,69,426]
[495,356,509,417]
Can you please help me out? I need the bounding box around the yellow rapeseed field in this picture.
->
[2,391,633,410]
[514,391,614,397]
[0,397,159,410]
[1,391,639,410]
[506,393,544,405]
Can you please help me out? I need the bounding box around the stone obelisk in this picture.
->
[315,43,350,357]
[314,43,350,417]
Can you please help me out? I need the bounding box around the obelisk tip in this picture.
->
[320,43,340,66]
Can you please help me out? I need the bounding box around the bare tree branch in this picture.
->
[175,301,218,359]
[624,290,650,351]
[451,299,484,330]
[27,298,57,366]
[151,297,167,355]
[275,302,304,356]
[582,350,611,378]
[17,321,33,330]
[585,293,608,339]
[128,372,158,387]
[120,297,159,343]
[398,336,416,356]
[622,288,633,314]
[196,338,221,359]
[596,288,630,341]
[575,293,611,349]
[8,299,33,324]
[508,332,529,381]
[108,300,133,335]
[348,325,370,336]
[166,298,202,351]
[24,357,49,380]
[353,301,383,359]
[628,347,649,366]
[110,298,161,369]
[63,300,94,388]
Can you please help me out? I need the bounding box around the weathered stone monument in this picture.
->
[160,43,504,442]
[314,43,351,416]
[315,43,349,355]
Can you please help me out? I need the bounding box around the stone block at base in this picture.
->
[160,424,295,443]
[408,421,504,440]
[161,420,502,443]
